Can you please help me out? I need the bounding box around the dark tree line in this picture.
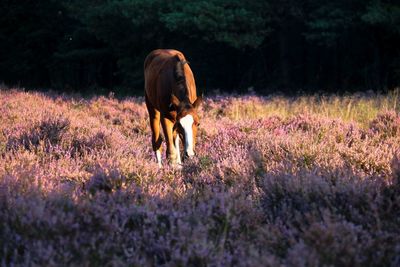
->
[0,0,400,94]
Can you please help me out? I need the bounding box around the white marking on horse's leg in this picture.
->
[175,135,182,164]
[156,150,162,168]
[179,114,194,157]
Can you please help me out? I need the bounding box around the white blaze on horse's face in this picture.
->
[179,114,195,157]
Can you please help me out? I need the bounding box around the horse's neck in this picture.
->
[173,87,189,102]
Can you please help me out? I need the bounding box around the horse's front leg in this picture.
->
[161,117,178,164]
[173,129,182,165]
[145,95,163,167]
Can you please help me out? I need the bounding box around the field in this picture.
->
[1,89,400,266]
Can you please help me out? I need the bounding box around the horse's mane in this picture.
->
[174,55,190,102]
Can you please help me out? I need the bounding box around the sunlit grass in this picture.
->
[214,89,399,127]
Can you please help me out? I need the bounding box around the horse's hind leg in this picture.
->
[145,95,163,167]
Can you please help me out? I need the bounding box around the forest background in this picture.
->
[1,0,400,95]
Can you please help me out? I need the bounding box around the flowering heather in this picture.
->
[1,89,400,266]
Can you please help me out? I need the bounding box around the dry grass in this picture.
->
[208,89,400,126]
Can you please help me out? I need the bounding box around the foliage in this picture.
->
[160,0,270,49]
[362,0,400,34]
[0,0,400,91]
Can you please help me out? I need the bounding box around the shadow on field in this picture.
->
[251,149,400,266]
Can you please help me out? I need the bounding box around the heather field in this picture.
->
[1,89,400,266]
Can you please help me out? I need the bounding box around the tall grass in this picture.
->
[0,89,399,266]
[210,89,400,126]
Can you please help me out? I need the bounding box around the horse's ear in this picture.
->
[193,95,203,109]
[171,94,180,109]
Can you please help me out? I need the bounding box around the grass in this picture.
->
[0,88,399,266]
[208,89,400,126]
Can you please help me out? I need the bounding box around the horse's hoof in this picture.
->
[172,162,183,169]
[166,157,181,169]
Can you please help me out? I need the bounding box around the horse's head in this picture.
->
[171,94,202,158]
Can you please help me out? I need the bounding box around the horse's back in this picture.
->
[144,49,196,112]
[144,49,184,69]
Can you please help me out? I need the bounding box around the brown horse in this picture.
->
[144,49,202,167]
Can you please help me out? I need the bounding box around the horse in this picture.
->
[144,49,202,167]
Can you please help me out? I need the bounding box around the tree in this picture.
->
[63,0,271,89]
[161,0,270,49]
[1,0,399,92]
[0,0,70,86]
